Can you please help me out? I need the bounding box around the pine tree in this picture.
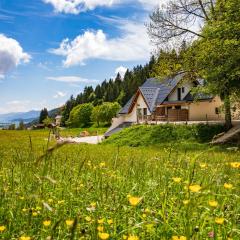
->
[39,108,49,124]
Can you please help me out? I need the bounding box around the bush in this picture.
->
[67,103,93,127]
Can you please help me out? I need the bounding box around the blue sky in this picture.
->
[0,0,158,113]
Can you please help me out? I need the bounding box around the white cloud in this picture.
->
[138,0,161,9]
[53,91,67,98]
[51,20,151,66]
[47,75,99,83]
[115,66,127,78]
[0,34,31,78]
[43,0,118,14]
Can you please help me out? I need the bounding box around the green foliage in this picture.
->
[42,116,53,126]
[8,124,16,130]
[67,103,93,128]
[104,124,225,147]
[91,102,121,126]
[39,108,48,124]
[17,121,25,130]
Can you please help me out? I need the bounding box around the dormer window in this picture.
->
[182,87,185,93]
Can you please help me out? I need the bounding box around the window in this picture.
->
[215,108,220,114]
[143,108,147,116]
[175,106,181,110]
[177,88,181,101]
[182,87,185,93]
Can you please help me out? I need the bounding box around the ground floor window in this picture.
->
[143,108,147,116]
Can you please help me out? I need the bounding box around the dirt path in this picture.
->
[57,135,104,144]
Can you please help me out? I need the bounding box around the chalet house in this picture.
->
[105,74,226,137]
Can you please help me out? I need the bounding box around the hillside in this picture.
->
[103,124,225,147]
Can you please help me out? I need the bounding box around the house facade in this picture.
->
[119,75,224,123]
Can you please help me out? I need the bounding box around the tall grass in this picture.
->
[0,130,239,239]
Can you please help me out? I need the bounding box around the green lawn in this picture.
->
[0,130,239,239]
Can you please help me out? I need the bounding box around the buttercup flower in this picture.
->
[43,220,51,227]
[65,220,74,227]
[208,200,218,207]
[98,232,110,240]
[224,183,233,189]
[19,237,31,240]
[85,216,91,222]
[107,219,113,224]
[0,226,6,232]
[127,236,139,240]
[97,226,104,232]
[98,219,104,224]
[172,177,182,183]
[172,236,187,240]
[215,217,225,225]
[183,200,190,205]
[189,185,201,192]
[128,196,142,206]
[230,162,240,168]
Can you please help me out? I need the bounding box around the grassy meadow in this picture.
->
[0,129,239,239]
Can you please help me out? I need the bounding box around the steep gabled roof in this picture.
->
[118,95,135,114]
[119,74,183,114]
[183,92,213,101]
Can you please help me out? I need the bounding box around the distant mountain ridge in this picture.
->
[0,110,40,123]
[0,107,62,124]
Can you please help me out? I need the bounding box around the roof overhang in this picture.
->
[128,89,151,114]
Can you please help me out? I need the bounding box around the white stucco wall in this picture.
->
[123,93,150,122]
[189,97,224,121]
[168,82,193,101]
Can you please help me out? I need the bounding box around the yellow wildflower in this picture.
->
[0,226,6,232]
[99,162,106,167]
[200,163,207,168]
[183,200,190,205]
[172,177,182,183]
[58,200,65,204]
[19,237,31,240]
[32,212,38,217]
[128,196,142,206]
[230,162,240,168]
[98,219,104,224]
[189,185,201,193]
[215,217,225,225]
[127,236,139,240]
[19,196,25,200]
[224,183,233,189]
[85,216,91,222]
[98,232,110,240]
[107,219,113,225]
[144,208,150,213]
[22,208,28,212]
[208,200,218,207]
[97,225,104,232]
[48,199,54,203]
[65,220,74,227]
[43,220,51,227]
[172,236,187,240]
